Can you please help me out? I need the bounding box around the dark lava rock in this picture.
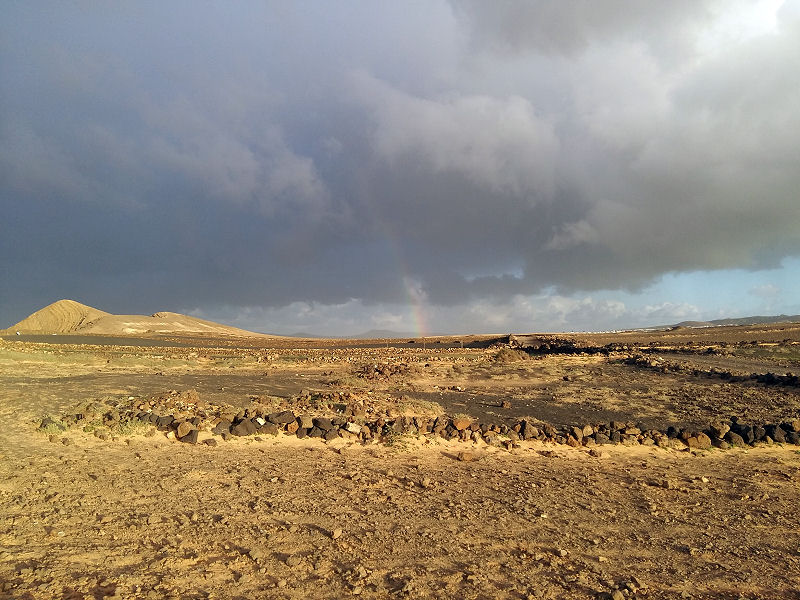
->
[179,429,199,444]
[259,423,279,436]
[724,431,746,447]
[323,428,341,441]
[203,438,218,447]
[308,426,324,438]
[732,424,755,444]
[231,418,257,437]
[296,427,308,439]
[212,420,232,436]
[155,415,175,430]
[268,410,296,425]
[313,417,334,432]
[786,431,800,445]
[765,424,786,443]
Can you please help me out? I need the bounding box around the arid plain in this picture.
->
[1,306,800,599]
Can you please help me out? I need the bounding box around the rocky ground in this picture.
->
[1,332,800,599]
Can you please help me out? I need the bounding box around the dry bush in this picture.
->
[492,348,530,363]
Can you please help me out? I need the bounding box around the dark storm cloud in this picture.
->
[2,1,799,328]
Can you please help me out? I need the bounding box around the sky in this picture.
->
[2,1,800,336]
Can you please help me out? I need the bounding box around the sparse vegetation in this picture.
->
[37,415,66,435]
[492,348,530,363]
[113,419,153,437]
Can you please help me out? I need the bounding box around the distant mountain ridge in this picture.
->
[670,314,800,329]
[287,329,434,339]
[1,299,268,337]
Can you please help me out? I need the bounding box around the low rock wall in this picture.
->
[41,388,800,451]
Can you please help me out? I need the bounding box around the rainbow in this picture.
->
[365,192,431,339]
[402,275,429,339]
[378,224,429,339]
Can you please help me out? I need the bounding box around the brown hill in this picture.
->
[3,299,111,334]
[2,300,267,338]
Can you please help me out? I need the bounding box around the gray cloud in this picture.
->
[452,0,722,60]
[2,2,799,331]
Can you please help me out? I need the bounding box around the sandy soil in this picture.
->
[1,334,800,599]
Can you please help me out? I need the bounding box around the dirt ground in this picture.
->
[1,330,800,599]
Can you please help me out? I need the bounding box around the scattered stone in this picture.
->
[724,431,746,447]
[155,415,175,430]
[268,410,296,425]
[457,451,477,462]
[248,547,267,561]
[452,417,472,431]
[231,419,257,437]
[313,417,334,432]
[260,423,279,436]
[766,424,786,443]
[179,429,199,444]
[176,421,194,439]
[695,432,712,450]
[323,428,341,441]
[212,420,232,436]
[286,555,302,567]
[331,528,343,539]
[709,421,730,438]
